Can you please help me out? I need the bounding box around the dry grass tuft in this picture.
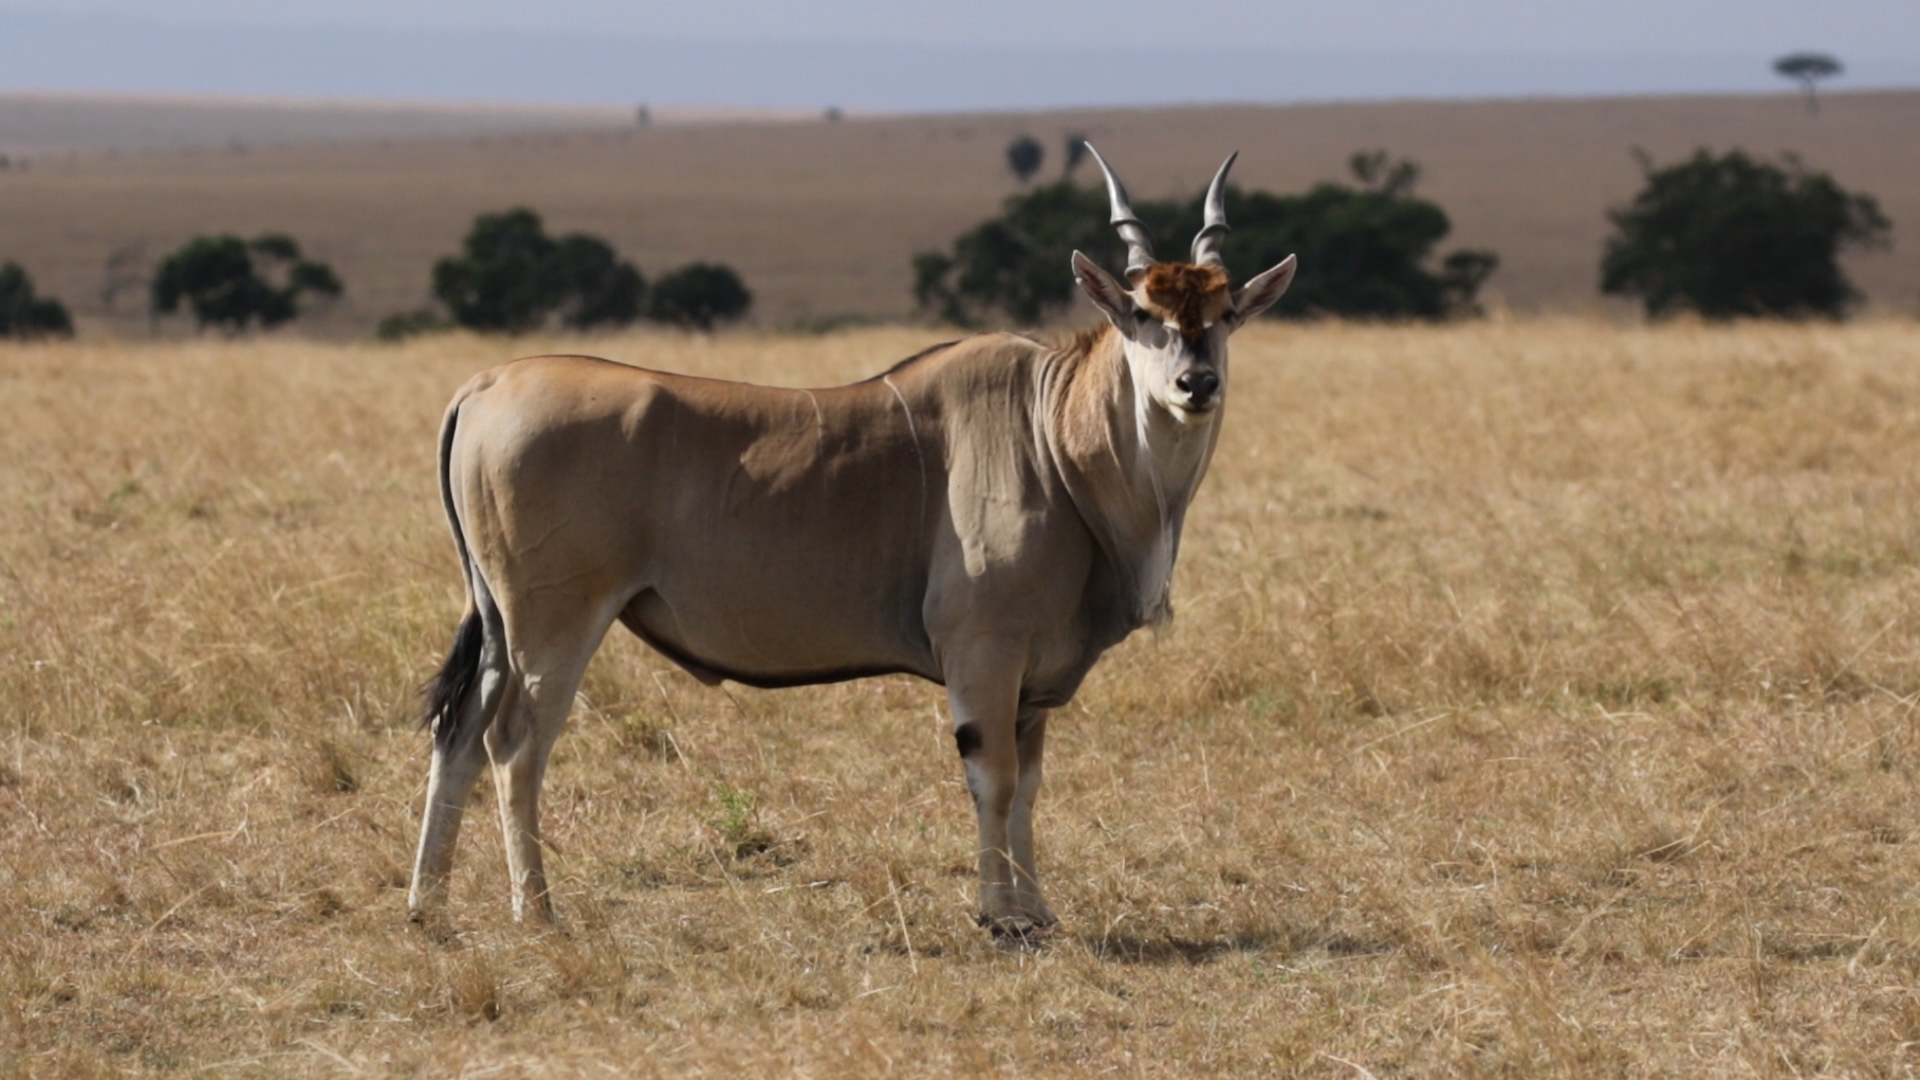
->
[5,319,1920,1075]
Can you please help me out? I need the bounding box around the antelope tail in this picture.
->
[420,392,486,751]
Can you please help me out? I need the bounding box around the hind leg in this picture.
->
[485,604,617,923]
[408,625,509,925]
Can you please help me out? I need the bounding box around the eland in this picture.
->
[407,146,1297,938]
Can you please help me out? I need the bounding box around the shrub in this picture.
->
[646,263,752,330]
[913,151,1496,327]
[431,208,645,333]
[1600,148,1891,319]
[151,234,342,332]
[0,261,74,338]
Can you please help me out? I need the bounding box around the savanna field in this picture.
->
[7,318,1920,1077]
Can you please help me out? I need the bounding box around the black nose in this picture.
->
[1177,369,1220,404]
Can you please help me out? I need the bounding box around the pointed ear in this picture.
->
[1072,250,1135,326]
[1230,254,1297,327]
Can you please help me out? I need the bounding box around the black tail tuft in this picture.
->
[422,612,485,750]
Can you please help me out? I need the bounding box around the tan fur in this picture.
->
[405,143,1299,939]
[407,329,1227,937]
[1138,263,1232,338]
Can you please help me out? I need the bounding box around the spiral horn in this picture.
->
[1190,151,1237,267]
[1085,143,1155,278]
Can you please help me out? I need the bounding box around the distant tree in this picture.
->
[432,209,556,333]
[375,308,450,342]
[646,263,752,330]
[151,233,341,332]
[1774,52,1843,116]
[1062,134,1091,178]
[914,150,1497,327]
[551,234,645,329]
[1006,135,1045,184]
[1223,152,1498,320]
[431,208,645,333]
[1600,148,1890,319]
[0,261,74,338]
[99,242,149,313]
[1347,150,1421,196]
[913,181,1111,326]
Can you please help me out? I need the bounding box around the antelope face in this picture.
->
[1127,262,1235,421]
[1070,146,1298,427]
[1072,254,1300,427]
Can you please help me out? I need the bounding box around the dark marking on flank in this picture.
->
[954,723,983,758]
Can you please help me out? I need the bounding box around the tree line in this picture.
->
[927,137,1891,326]
[917,148,1498,327]
[0,145,1897,340]
[0,207,753,340]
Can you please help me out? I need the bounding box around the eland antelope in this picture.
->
[408,146,1297,938]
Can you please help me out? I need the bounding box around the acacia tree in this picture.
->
[0,261,74,338]
[151,234,341,332]
[1775,52,1843,116]
[1600,148,1889,318]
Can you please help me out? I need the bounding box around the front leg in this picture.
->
[945,645,1049,939]
[1008,707,1057,930]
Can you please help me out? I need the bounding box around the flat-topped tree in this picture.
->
[1775,52,1843,116]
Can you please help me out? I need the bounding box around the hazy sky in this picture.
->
[8,0,1916,54]
[4,1,1917,108]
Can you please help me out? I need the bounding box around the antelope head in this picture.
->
[1071,145,1297,425]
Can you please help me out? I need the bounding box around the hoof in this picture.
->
[408,905,459,945]
[978,912,1060,948]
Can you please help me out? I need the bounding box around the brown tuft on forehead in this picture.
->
[1137,263,1233,338]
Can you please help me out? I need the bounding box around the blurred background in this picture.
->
[7,0,1920,109]
[1,0,1916,337]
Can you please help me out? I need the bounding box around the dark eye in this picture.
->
[1131,309,1152,326]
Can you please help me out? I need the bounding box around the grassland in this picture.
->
[2,91,1916,337]
[0,93,643,158]
[5,318,1920,1076]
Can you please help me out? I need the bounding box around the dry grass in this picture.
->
[5,319,1920,1077]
